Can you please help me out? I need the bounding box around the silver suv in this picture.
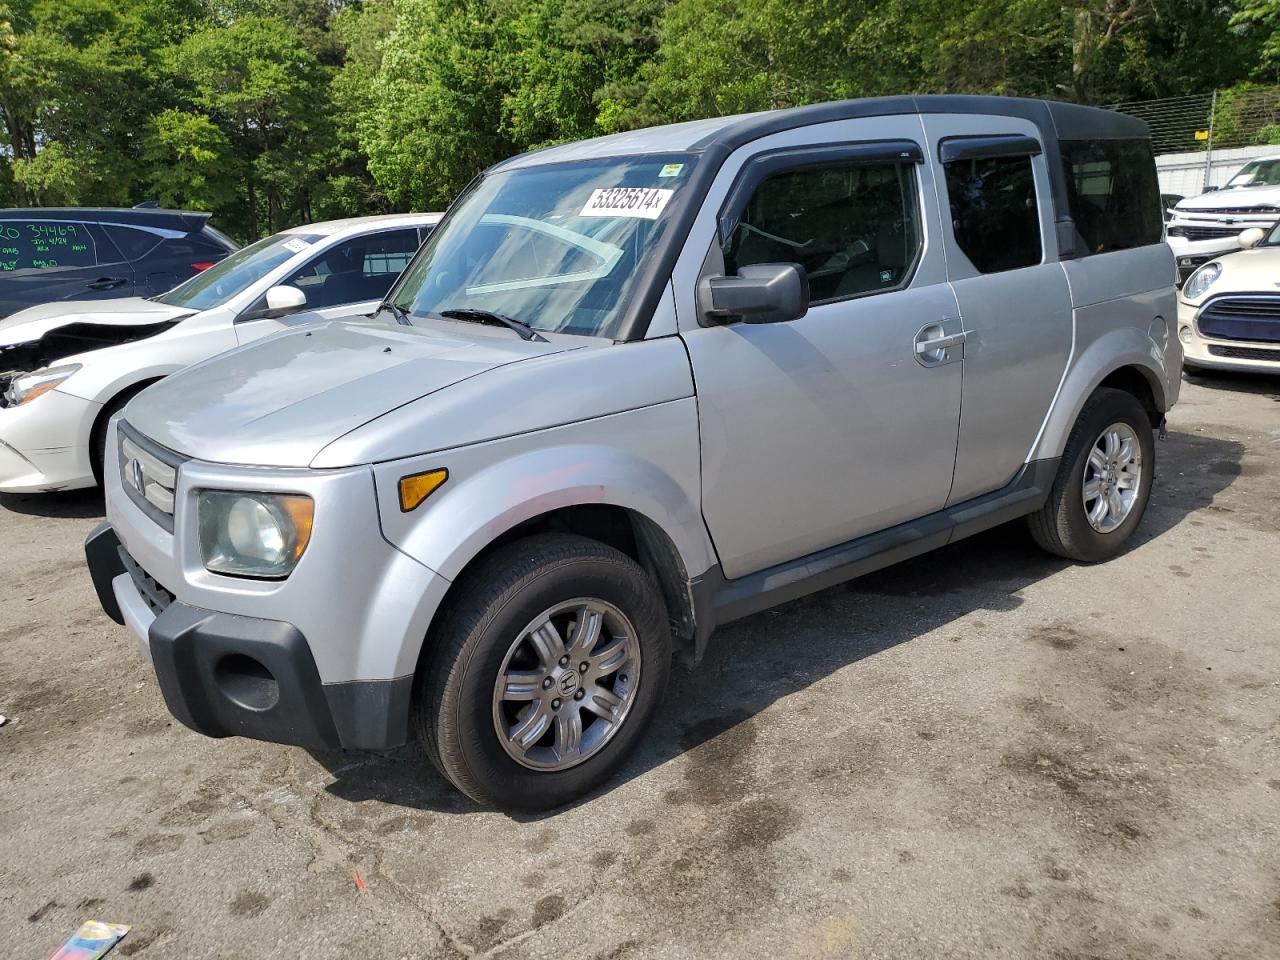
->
[86,96,1180,811]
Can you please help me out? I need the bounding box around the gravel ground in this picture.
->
[1,372,1278,960]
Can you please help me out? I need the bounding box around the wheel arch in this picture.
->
[1032,330,1172,463]
[88,375,166,481]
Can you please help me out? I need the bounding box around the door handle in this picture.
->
[87,277,129,290]
[915,332,966,354]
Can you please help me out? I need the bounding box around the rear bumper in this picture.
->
[84,522,412,750]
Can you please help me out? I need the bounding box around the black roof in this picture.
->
[0,207,212,233]
[689,95,1149,153]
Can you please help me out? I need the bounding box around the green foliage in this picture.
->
[0,0,1267,238]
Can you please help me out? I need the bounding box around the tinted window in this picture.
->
[0,220,98,271]
[157,232,321,311]
[100,224,162,260]
[284,229,422,309]
[943,155,1041,273]
[725,160,922,303]
[1060,139,1162,255]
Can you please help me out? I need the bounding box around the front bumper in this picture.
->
[0,389,100,492]
[86,522,413,750]
[1177,300,1280,373]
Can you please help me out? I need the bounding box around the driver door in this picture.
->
[678,133,964,579]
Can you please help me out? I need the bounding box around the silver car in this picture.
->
[86,96,1180,811]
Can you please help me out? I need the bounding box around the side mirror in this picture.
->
[700,263,809,326]
[1238,227,1266,249]
[265,284,307,315]
[1203,185,1220,193]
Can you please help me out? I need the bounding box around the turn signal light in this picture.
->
[398,468,448,512]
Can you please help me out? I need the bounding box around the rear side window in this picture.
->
[724,160,922,303]
[100,224,162,261]
[943,155,1041,274]
[284,229,423,309]
[0,220,98,271]
[1060,139,1163,256]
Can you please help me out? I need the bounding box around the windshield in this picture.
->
[388,155,699,337]
[156,232,321,311]
[1224,159,1280,189]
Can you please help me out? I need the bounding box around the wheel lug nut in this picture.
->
[579,662,589,673]
[542,677,553,689]
[552,698,561,709]
[559,655,570,666]
[574,689,585,700]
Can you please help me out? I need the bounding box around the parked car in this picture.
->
[0,213,439,492]
[1166,155,1280,245]
[1178,221,1280,373]
[86,96,1178,812]
[1167,230,1257,286]
[0,207,237,317]
[1161,193,1184,221]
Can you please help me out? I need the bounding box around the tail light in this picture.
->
[192,261,216,271]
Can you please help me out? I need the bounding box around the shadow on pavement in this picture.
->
[289,430,1247,818]
[0,488,104,519]
[1182,368,1280,400]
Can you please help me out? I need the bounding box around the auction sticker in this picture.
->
[282,237,311,253]
[580,187,673,220]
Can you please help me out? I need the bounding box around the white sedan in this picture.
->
[0,213,440,493]
[1178,223,1280,374]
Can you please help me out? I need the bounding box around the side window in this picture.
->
[943,155,1041,274]
[283,229,422,310]
[99,225,162,261]
[0,220,98,271]
[724,160,922,303]
[1060,138,1162,256]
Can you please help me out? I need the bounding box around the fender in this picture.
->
[370,398,714,589]
[1031,323,1170,463]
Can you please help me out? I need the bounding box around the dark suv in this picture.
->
[0,207,236,317]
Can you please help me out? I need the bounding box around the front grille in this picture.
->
[118,422,184,533]
[119,547,174,615]
[1198,296,1280,344]
[1190,206,1280,215]
[1170,224,1267,241]
[1208,344,1280,362]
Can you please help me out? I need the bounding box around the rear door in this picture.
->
[920,116,1074,504]
[0,218,135,315]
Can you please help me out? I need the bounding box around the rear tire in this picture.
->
[413,533,671,812]
[1028,387,1155,563]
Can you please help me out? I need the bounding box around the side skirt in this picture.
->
[689,458,1060,657]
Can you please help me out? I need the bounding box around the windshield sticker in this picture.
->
[658,163,685,178]
[281,237,311,253]
[580,187,673,220]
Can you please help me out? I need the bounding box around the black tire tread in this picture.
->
[1028,387,1152,562]
[414,532,665,808]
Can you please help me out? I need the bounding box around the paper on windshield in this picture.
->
[281,237,311,253]
[580,187,673,220]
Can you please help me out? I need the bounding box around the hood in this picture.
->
[1176,185,1280,212]
[1178,245,1280,305]
[0,297,195,348]
[123,320,576,468]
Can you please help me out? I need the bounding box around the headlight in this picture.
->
[1183,262,1222,299]
[197,490,314,578]
[2,363,81,407]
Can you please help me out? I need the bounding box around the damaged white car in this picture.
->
[0,213,439,493]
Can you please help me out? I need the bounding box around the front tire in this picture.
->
[1028,387,1155,563]
[413,533,671,812]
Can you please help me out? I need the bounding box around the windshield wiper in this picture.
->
[439,308,548,342]
[377,300,413,325]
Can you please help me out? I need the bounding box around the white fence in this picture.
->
[1155,144,1280,198]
